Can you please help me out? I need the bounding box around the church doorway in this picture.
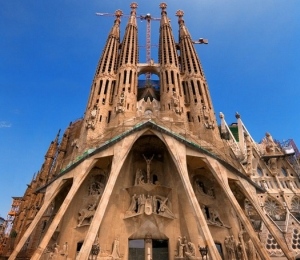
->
[129,239,144,260]
[152,239,168,260]
[128,239,168,259]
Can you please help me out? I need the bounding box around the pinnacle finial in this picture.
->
[235,112,240,119]
[114,9,123,24]
[55,129,61,141]
[176,10,184,24]
[114,9,123,18]
[130,2,138,10]
[159,3,167,12]
[130,2,138,15]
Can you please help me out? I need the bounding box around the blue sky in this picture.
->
[1,0,300,218]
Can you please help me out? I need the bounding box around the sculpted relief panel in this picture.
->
[124,151,177,220]
[77,169,107,227]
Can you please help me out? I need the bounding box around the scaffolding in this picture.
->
[0,197,22,256]
[276,139,300,178]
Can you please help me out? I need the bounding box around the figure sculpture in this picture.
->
[111,238,120,260]
[138,194,146,213]
[224,236,237,260]
[77,196,99,227]
[209,208,224,226]
[185,242,196,258]
[265,132,275,153]
[176,236,184,258]
[134,168,144,186]
[157,195,176,218]
[143,154,154,183]
[127,194,137,213]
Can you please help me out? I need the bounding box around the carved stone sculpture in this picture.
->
[203,105,215,129]
[137,194,146,213]
[88,181,105,196]
[134,168,144,186]
[77,195,99,227]
[60,242,68,257]
[172,91,181,114]
[156,195,176,218]
[110,238,120,260]
[126,194,137,214]
[265,132,276,154]
[125,192,175,219]
[175,237,198,259]
[143,154,154,183]
[208,208,224,226]
[86,105,98,130]
[246,239,256,260]
[176,236,184,258]
[268,158,278,172]
[195,180,215,198]
[185,242,196,258]
[224,236,237,260]
[116,92,126,113]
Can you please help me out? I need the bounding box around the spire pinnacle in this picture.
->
[55,129,61,142]
[159,3,167,14]
[176,10,184,25]
[130,2,138,14]
[114,9,123,24]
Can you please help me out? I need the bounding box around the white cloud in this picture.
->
[0,121,12,128]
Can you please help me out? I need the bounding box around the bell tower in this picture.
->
[158,3,183,120]
[113,3,139,120]
[81,9,123,146]
[176,10,220,143]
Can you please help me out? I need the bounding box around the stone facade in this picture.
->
[1,2,300,260]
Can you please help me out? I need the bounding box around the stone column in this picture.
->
[163,135,222,260]
[205,157,294,260]
[8,179,66,260]
[30,158,94,260]
[76,133,138,259]
[145,235,152,260]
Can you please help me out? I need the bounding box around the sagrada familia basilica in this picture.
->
[1,2,300,260]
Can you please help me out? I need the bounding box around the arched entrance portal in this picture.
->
[128,239,168,260]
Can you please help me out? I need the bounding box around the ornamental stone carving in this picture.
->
[224,236,237,260]
[171,91,181,114]
[264,197,286,221]
[116,92,126,113]
[77,172,106,227]
[86,105,98,130]
[77,195,99,227]
[175,236,199,259]
[203,105,215,129]
[110,238,120,260]
[125,193,175,219]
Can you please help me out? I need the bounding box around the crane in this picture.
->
[96,11,160,80]
[139,14,160,65]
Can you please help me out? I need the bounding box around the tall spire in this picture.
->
[176,10,220,142]
[113,3,139,120]
[37,130,60,184]
[158,3,183,120]
[82,10,122,142]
